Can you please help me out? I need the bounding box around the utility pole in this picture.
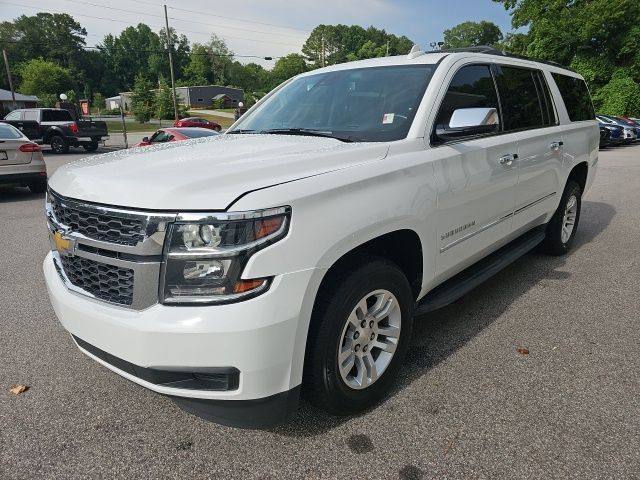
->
[163,5,179,121]
[386,40,390,56]
[321,36,326,67]
[2,49,17,109]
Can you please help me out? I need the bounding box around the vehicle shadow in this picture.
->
[0,185,45,204]
[272,200,616,437]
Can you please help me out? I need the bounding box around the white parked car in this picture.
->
[0,122,46,192]
[43,47,598,428]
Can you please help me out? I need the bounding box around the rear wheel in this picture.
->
[304,255,414,415]
[50,135,69,154]
[541,180,582,256]
[83,140,99,152]
[28,178,47,194]
[214,125,222,132]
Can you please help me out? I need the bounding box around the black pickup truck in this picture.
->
[1,108,108,153]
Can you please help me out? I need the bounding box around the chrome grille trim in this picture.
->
[46,190,176,256]
[47,189,176,310]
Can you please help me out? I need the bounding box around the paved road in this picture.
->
[1,146,639,479]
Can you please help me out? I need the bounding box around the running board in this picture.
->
[414,229,546,316]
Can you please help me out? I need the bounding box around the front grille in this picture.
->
[51,194,145,246]
[60,255,134,306]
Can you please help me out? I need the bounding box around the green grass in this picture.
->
[105,120,166,133]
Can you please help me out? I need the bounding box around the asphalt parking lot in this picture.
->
[1,145,639,479]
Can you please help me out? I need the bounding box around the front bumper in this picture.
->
[44,252,315,426]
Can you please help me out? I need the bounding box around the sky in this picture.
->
[0,0,516,67]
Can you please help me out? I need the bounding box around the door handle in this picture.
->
[499,153,517,166]
[550,141,564,150]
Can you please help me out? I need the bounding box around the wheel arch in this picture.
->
[568,161,588,195]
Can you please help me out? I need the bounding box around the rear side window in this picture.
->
[495,66,545,131]
[23,110,39,121]
[42,110,73,122]
[433,64,500,141]
[551,73,595,121]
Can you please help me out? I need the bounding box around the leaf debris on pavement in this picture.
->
[516,347,530,355]
[9,385,29,395]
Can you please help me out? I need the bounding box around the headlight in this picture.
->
[161,206,290,305]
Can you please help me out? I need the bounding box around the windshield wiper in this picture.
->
[259,128,354,142]
[226,129,258,134]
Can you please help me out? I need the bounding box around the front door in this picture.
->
[429,63,519,279]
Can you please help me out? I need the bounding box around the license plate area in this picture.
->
[0,151,7,161]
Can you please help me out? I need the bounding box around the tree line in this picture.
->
[1,2,639,117]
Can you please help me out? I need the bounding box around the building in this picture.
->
[177,85,243,108]
[0,88,39,113]
[109,85,244,112]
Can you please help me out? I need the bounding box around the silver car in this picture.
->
[0,122,47,193]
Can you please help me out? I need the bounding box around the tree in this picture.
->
[93,92,105,113]
[270,54,308,88]
[592,73,640,116]
[443,21,503,48]
[17,58,74,97]
[130,74,155,123]
[207,33,233,85]
[155,77,175,120]
[181,43,212,85]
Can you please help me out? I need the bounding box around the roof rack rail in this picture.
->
[428,45,575,72]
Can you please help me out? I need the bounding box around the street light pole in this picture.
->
[163,4,179,121]
[2,49,17,110]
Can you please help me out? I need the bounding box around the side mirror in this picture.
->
[142,137,149,143]
[436,107,499,142]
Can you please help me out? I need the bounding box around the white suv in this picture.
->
[44,47,598,428]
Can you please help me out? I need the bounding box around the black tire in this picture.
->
[50,135,69,154]
[28,179,47,194]
[540,180,582,256]
[303,254,414,415]
[214,125,222,132]
[83,140,99,152]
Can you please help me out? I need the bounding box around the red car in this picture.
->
[173,117,222,132]
[135,127,219,147]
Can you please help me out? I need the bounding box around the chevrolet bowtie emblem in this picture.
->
[52,231,76,256]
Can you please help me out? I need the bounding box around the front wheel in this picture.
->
[541,180,582,255]
[304,255,414,415]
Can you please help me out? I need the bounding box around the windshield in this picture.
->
[230,65,435,142]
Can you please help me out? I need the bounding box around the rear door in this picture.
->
[430,63,519,278]
[494,65,564,233]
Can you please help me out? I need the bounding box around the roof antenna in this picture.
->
[407,44,424,59]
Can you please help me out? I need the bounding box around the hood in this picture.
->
[49,134,389,210]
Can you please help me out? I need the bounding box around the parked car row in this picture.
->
[597,114,640,147]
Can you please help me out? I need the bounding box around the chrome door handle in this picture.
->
[549,141,564,150]
[499,153,517,166]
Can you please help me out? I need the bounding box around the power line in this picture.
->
[0,39,280,59]
[131,0,312,34]
[0,1,303,47]
[59,0,306,39]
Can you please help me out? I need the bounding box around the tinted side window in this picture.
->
[433,65,500,141]
[533,71,556,126]
[552,73,595,121]
[42,110,73,122]
[496,66,545,131]
[5,110,21,120]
